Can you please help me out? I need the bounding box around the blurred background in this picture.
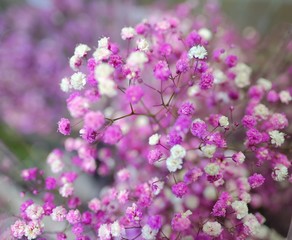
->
[0,0,292,237]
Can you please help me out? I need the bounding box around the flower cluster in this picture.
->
[10,1,292,240]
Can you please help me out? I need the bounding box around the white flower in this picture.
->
[137,38,150,52]
[269,130,285,147]
[70,72,86,90]
[111,221,125,238]
[243,214,261,235]
[93,47,111,62]
[231,201,248,219]
[121,27,136,40]
[98,224,111,240]
[170,145,186,159]
[166,156,183,172]
[204,163,220,176]
[25,204,44,220]
[257,78,272,91]
[141,224,158,240]
[69,55,81,71]
[149,177,164,195]
[59,183,74,198]
[202,221,222,237]
[126,51,148,71]
[148,133,161,145]
[233,63,252,88]
[74,44,91,58]
[279,90,292,104]
[198,28,212,41]
[24,221,44,240]
[272,164,288,182]
[201,144,216,158]
[51,206,67,222]
[254,104,269,119]
[98,37,109,49]
[188,45,207,59]
[219,116,229,127]
[95,63,114,81]
[98,80,117,97]
[60,77,71,92]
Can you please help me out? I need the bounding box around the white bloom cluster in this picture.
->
[204,163,220,176]
[70,72,86,90]
[243,214,261,235]
[126,51,148,71]
[93,37,111,62]
[25,204,44,220]
[166,145,186,172]
[188,45,208,59]
[257,78,272,91]
[198,28,213,41]
[121,27,136,40]
[201,144,217,158]
[231,200,249,219]
[148,133,161,145]
[269,130,285,147]
[69,43,91,71]
[202,221,222,237]
[141,224,159,240]
[137,38,150,52]
[98,222,125,240]
[60,77,71,92]
[272,164,288,182]
[279,90,292,104]
[253,104,269,119]
[94,63,116,97]
[233,63,252,88]
[219,115,229,127]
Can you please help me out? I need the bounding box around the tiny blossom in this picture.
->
[166,156,183,172]
[248,173,265,188]
[148,133,161,145]
[60,77,71,92]
[279,90,292,104]
[202,221,222,237]
[198,28,212,41]
[269,130,285,147]
[51,206,67,222]
[93,47,111,62]
[154,60,171,81]
[148,215,162,230]
[103,125,123,144]
[98,37,109,49]
[171,211,192,232]
[137,38,150,51]
[191,119,208,138]
[219,115,229,127]
[66,209,81,224]
[126,51,148,71]
[246,128,262,145]
[88,198,101,213]
[141,224,159,240]
[11,220,26,239]
[253,104,269,119]
[121,27,136,40]
[74,44,91,58]
[200,72,214,90]
[204,163,220,176]
[243,214,261,235]
[178,102,195,116]
[59,183,74,198]
[126,203,143,222]
[201,144,217,158]
[98,224,111,240]
[24,221,44,240]
[84,111,105,130]
[125,85,144,104]
[257,78,272,91]
[225,54,238,68]
[232,152,246,164]
[272,164,288,182]
[170,144,186,159]
[188,45,207,59]
[233,63,252,88]
[58,118,71,135]
[111,221,125,238]
[172,182,188,198]
[70,72,87,90]
[25,204,44,220]
[21,168,38,181]
[231,201,249,219]
[69,55,82,71]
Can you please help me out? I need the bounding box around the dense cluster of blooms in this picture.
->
[9,1,292,239]
[0,0,137,134]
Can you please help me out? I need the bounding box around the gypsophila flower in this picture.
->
[204,163,220,176]
[188,45,207,59]
[166,156,183,172]
[219,115,229,127]
[201,144,217,158]
[269,130,285,147]
[202,221,222,237]
[272,164,288,182]
[51,206,67,222]
[70,72,87,90]
[24,221,44,240]
[279,90,292,104]
[60,77,71,92]
[137,38,150,52]
[121,27,136,40]
[232,152,245,164]
[98,224,111,240]
[11,220,26,238]
[148,133,161,145]
[25,204,44,220]
[231,201,248,219]
[141,224,159,240]
[170,144,186,159]
[74,44,91,58]
[243,214,261,235]
[57,118,71,135]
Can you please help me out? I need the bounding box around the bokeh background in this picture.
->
[0,0,292,237]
